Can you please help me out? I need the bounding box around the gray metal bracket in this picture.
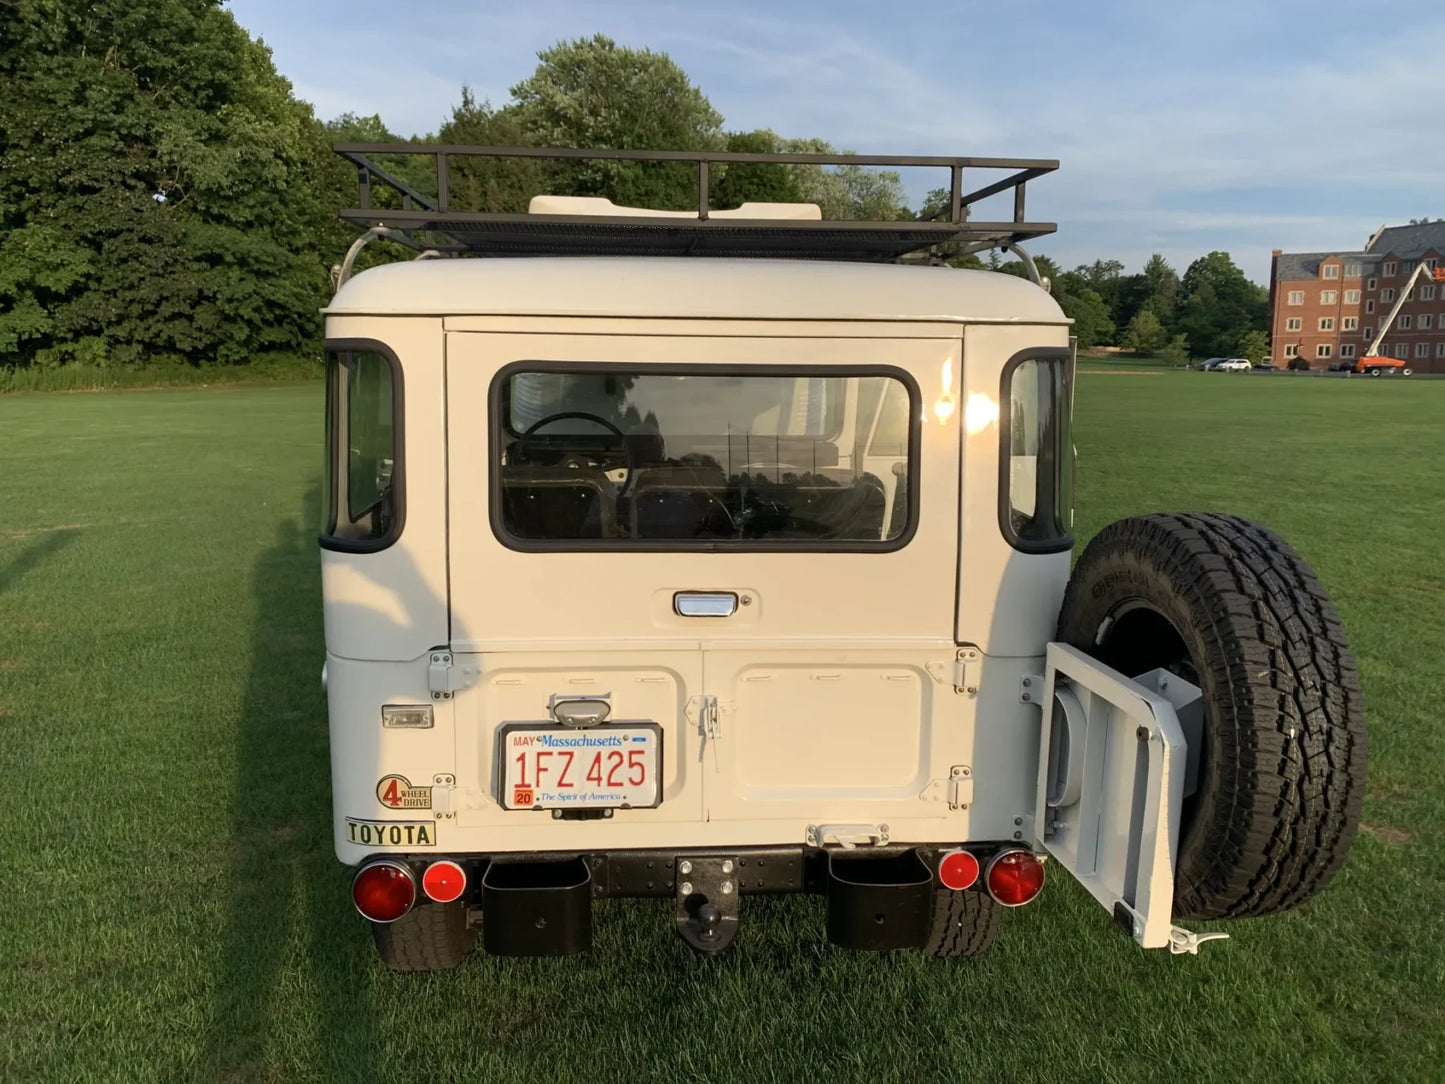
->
[674,856,740,955]
[427,651,479,700]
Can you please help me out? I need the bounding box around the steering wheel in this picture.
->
[512,411,634,476]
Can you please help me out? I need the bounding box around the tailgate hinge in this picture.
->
[427,651,480,700]
[953,646,981,695]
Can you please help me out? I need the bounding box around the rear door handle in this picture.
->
[674,592,738,618]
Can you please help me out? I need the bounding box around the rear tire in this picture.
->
[371,901,476,971]
[1057,513,1367,920]
[924,887,1001,957]
[1402,367,1413,376]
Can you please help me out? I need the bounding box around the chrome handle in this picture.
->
[674,592,738,618]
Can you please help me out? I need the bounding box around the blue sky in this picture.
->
[229,0,1445,283]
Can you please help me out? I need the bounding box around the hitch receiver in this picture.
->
[674,856,740,954]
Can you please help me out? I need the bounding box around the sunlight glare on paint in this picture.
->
[965,392,999,435]
[933,359,956,423]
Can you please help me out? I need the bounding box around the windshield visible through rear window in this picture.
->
[492,365,917,549]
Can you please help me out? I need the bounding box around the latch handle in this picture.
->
[1168,926,1230,955]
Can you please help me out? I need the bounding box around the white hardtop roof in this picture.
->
[325,257,1068,324]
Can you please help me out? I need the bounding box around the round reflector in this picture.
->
[985,850,1045,907]
[937,849,981,891]
[352,861,415,922]
[422,860,467,904]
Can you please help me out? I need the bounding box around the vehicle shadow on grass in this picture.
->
[0,528,81,594]
[198,484,380,1078]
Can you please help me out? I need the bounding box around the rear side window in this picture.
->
[1000,349,1073,553]
[322,343,403,550]
[491,364,918,550]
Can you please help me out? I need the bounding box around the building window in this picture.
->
[1437,342,1445,358]
[1318,317,1335,331]
[1421,314,1434,330]
[1287,290,1304,305]
[1417,342,1430,358]
[1424,258,1437,271]
[1341,343,1356,358]
[1366,300,1376,313]
[1422,285,1437,301]
[1320,290,1338,304]
[1322,264,1339,279]
[1343,317,1358,331]
[1285,317,1302,331]
[1284,344,1299,358]
[1382,288,1396,303]
[1367,277,1377,289]
[1363,327,1374,340]
[1398,315,1412,330]
[1397,344,1411,359]
[1345,289,1361,303]
[1345,262,1362,277]
[1383,261,1397,277]
[1316,344,1332,358]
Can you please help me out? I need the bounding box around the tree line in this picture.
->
[0,2,1267,371]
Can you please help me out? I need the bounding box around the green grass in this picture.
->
[0,355,323,394]
[1,376,1442,1082]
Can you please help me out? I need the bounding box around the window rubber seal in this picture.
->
[319,337,406,554]
[487,359,923,554]
[998,346,1074,555]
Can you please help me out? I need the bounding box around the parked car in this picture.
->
[1215,358,1251,372]
[324,144,1366,968]
[1196,357,1226,370]
[1326,360,1355,373]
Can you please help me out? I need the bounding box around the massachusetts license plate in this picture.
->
[500,723,663,810]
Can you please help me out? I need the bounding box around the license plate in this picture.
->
[500,723,663,810]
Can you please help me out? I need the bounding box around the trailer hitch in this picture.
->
[674,856,740,955]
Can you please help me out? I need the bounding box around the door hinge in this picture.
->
[427,651,480,700]
[953,646,981,695]
[686,694,721,740]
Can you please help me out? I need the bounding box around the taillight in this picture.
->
[422,860,467,904]
[936,849,980,891]
[352,861,416,922]
[985,850,1045,907]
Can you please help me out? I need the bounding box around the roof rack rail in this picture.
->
[333,144,1058,266]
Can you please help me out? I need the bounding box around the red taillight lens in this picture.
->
[352,861,415,922]
[937,849,980,891]
[422,860,467,904]
[985,850,1045,907]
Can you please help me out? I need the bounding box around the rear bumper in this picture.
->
[351,842,1017,900]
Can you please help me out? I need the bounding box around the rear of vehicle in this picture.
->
[321,259,1079,960]
[321,146,1365,969]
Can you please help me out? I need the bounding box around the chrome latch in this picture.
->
[687,695,721,740]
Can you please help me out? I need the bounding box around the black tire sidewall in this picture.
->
[1054,527,1231,894]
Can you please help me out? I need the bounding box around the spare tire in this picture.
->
[1056,513,1367,920]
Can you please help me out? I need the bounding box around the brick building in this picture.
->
[1269,221,1445,373]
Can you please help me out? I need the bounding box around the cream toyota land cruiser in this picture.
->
[320,146,1366,968]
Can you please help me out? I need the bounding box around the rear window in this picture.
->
[322,344,403,551]
[491,364,918,550]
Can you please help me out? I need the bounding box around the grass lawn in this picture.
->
[1,375,1442,1082]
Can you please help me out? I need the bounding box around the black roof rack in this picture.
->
[332,144,1058,264]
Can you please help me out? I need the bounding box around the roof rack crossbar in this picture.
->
[333,144,1058,263]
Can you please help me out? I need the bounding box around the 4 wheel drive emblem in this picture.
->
[377,774,433,810]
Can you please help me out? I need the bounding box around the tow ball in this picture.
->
[675,856,741,954]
